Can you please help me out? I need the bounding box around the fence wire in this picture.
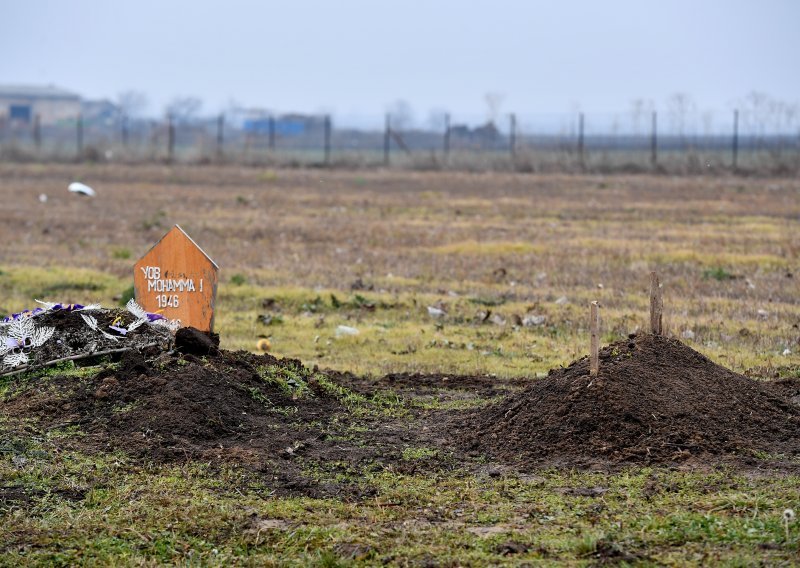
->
[1,109,798,173]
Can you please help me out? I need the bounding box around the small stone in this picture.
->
[335,325,359,337]
[490,313,506,326]
[426,306,446,318]
[522,315,546,327]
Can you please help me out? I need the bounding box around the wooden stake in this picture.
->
[590,301,599,377]
[650,271,663,335]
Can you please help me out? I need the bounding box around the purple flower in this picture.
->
[2,308,45,323]
[35,300,101,313]
[53,303,85,311]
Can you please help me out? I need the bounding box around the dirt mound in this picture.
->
[459,334,800,468]
[0,344,454,496]
[2,348,336,461]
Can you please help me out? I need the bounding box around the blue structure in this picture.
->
[243,118,307,136]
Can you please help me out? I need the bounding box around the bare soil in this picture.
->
[458,334,800,469]
[1,332,458,497]
[2,331,799,499]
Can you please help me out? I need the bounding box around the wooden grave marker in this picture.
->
[134,225,219,331]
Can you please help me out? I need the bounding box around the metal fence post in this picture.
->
[323,115,332,165]
[443,113,451,161]
[384,113,391,166]
[216,113,224,160]
[33,114,41,151]
[76,113,84,159]
[122,114,129,148]
[732,109,739,170]
[509,113,517,161]
[650,111,657,167]
[167,115,175,162]
[268,116,276,151]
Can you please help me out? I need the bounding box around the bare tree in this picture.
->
[427,108,448,131]
[387,99,414,131]
[484,92,505,125]
[666,92,696,139]
[630,98,653,135]
[165,96,203,123]
[117,90,148,119]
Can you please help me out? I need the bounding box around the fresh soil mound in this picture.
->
[1,346,418,498]
[459,334,800,468]
[0,346,447,496]
[2,349,341,462]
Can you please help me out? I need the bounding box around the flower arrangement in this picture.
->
[0,299,179,372]
[0,318,56,367]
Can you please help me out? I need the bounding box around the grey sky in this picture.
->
[2,0,798,123]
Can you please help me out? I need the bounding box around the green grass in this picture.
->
[1,323,796,564]
[1,436,798,565]
[703,266,737,281]
[1,168,799,564]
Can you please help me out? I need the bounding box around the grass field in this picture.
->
[1,164,799,565]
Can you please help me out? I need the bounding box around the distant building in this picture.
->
[241,111,324,136]
[0,84,81,126]
[450,121,502,146]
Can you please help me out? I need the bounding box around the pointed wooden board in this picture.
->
[134,225,219,331]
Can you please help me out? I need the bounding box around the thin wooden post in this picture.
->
[384,113,391,166]
[323,114,331,165]
[443,112,450,160]
[577,112,585,168]
[590,301,599,377]
[650,110,657,167]
[732,109,739,170]
[649,271,663,335]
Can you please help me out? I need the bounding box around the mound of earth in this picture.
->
[0,333,460,496]
[459,334,800,468]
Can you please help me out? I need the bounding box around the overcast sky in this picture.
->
[2,0,798,124]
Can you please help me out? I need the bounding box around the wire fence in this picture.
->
[1,109,798,174]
